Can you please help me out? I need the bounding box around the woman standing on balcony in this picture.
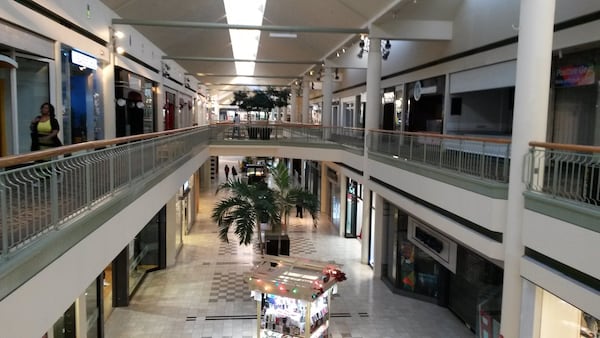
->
[30,102,62,152]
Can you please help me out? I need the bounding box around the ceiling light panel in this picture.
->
[224,0,266,76]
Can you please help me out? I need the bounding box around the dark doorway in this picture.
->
[407,95,444,133]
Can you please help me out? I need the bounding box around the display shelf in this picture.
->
[246,255,347,338]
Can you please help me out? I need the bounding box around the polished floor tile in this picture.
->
[105,158,474,338]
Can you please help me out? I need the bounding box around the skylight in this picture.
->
[223,0,266,76]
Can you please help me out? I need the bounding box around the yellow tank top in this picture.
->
[37,119,52,134]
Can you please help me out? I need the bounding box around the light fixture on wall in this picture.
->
[357,36,391,60]
[162,62,171,78]
[111,27,126,55]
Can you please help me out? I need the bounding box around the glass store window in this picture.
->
[129,219,162,294]
[538,290,598,338]
[85,277,100,338]
[115,66,156,136]
[13,56,51,155]
[550,45,600,146]
[345,178,363,238]
[382,203,446,304]
[60,46,104,144]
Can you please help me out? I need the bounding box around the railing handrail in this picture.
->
[0,126,200,169]
[369,129,512,144]
[529,141,600,153]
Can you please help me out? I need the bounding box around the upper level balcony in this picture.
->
[0,123,598,304]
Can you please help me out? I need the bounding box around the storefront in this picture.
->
[0,19,57,156]
[60,45,105,144]
[549,45,600,146]
[448,61,516,137]
[111,207,166,309]
[177,93,193,128]
[177,176,195,238]
[344,178,363,238]
[531,287,598,338]
[406,76,445,133]
[114,66,156,136]
[163,88,176,130]
[304,161,321,198]
[327,167,341,230]
[381,200,503,336]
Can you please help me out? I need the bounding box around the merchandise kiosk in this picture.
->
[245,255,347,338]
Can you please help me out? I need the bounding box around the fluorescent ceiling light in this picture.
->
[269,32,297,38]
[224,0,266,76]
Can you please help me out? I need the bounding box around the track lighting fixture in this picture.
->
[382,49,390,60]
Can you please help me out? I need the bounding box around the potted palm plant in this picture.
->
[211,179,280,253]
[269,161,320,255]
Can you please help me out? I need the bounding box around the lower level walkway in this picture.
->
[104,166,474,337]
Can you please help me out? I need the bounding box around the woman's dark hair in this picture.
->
[41,102,55,118]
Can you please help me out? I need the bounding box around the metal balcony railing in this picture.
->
[0,124,512,261]
[368,130,511,183]
[525,142,600,206]
[0,127,208,260]
[208,122,365,150]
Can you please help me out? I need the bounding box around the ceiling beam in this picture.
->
[112,19,369,34]
[370,20,453,40]
[162,56,320,64]
[194,74,300,79]
[204,83,290,87]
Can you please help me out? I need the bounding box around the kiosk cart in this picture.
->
[244,255,347,338]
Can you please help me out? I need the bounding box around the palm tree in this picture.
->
[269,161,320,234]
[211,179,280,252]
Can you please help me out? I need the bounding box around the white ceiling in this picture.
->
[100,0,464,98]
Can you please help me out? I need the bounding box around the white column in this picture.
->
[519,280,543,338]
[339,173,347,237]
[372,193,384,277]
[365,38,381,131]
[500,1,555,337]
[360,187,372,265]
[290,84,298,122]
[301,76,310,124]
[320,162,329,219]
[165,195,178,267]
[322,68,333,139]
[359,39,382,269]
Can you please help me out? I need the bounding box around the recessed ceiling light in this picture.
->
[269,32,297,38]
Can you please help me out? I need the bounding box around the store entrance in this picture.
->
[407,95,444,133]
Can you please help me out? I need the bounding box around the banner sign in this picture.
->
[555,64,595,87]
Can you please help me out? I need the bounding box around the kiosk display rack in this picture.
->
[244,255,347,338]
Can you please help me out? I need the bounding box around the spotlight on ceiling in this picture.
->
[382,49,390,60]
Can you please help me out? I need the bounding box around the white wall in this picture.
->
[368,160,506,261]
[0,149,209,338]
[522,209,600,281]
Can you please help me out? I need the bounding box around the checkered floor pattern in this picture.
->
[217,241,261,256]
[209,271,252,303]
[289,235,317,255]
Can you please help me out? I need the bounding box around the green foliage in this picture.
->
[269,162,320,230]
[231,87,290,117]
[211,179,280,246]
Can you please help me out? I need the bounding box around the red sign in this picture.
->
[555,64,595,87]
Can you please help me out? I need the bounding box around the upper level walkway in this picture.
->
[0,123,598,317]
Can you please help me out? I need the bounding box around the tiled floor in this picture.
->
[104,158,475,338]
